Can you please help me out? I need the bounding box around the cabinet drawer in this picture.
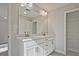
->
[44,44,52,50]
[24,41,37,48]
[35,39,45,44]
[39,41,53,50]
[25,46,36,56]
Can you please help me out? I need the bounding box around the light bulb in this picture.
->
[45,12,47,15]
[4,17,7,19]
[42,10,45,13]
[24,12,27,14]
[20,3,25,7]
[27,3,32,7]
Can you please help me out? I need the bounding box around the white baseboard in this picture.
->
[68,48,79,53]
[55,49,65,55]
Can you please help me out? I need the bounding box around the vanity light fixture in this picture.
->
[40,10,47,16]
[26,3,32,8]
[20,3,32,14]
[24,11,27,15]
[20,3,32,8]
[0,16,7,20]
[20,4,24,7]
[4,17,7,19]
[45,12,47,15]
[20,3,26,7]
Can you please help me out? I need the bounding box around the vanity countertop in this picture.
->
[16,35,55,42]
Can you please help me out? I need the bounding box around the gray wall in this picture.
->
[48,3,79,54]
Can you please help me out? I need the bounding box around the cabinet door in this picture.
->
[35,46,44,56]
[26,46,36,56]
[48,39,55,51]
[44,39,53,55]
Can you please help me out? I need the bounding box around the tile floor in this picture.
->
[50,51,79,56]
[0,50,79,56]
[66,50,79,56]
[49,51,64,56]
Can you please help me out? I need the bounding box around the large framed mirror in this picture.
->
[18,3,48,35]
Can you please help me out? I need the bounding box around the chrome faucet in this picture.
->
[24,32,29,37]
[42,32,46,36]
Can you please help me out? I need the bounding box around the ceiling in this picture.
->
[36,3,69,12]
[19,3,70,18]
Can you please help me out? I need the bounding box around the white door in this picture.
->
[66,10,79,52]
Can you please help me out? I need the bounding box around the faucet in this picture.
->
[42,32,46,36]
[24,32,29,37]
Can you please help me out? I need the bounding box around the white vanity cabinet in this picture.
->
[16,36,55,56]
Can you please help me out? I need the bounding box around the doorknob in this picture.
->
[8,36,9,38]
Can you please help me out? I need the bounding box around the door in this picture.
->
[0,4,8,45]
[66,10,79,52]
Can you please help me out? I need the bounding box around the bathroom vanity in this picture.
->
[14,3,55,56]
[16,35,55,56]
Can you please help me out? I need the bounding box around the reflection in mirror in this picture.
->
[32,21,37,34]
[18,3,48,36]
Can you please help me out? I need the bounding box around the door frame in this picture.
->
[64,8,79,55]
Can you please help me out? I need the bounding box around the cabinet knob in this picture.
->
[8,36,9,38]
[46,45,48,46]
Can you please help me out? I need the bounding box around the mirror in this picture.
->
[18,3,48,35]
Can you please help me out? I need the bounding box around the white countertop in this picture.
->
[16,35,55,42]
